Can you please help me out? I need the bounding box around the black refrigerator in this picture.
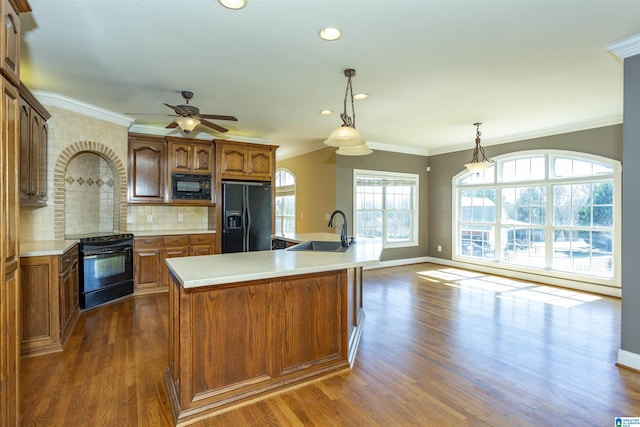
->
[222,181,272,253]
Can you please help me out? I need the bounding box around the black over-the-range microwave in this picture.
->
[171,173,212,200]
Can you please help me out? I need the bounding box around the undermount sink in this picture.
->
[287,240,354,253]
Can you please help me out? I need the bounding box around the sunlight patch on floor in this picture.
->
[417,268,601,307]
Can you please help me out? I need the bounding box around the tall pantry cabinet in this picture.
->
[1,1,32,426]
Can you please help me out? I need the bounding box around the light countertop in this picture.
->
[167,237,383,289]
[272,232,341,244]
[20,240,79,257]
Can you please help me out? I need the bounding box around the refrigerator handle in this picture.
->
[245,187,251,251]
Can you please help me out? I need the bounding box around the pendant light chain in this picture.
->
[341,70,356,129]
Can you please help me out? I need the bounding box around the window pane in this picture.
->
[386,211,412,242]
[500,226,546,267]
[275,170,296,234]
[552,229,612,277]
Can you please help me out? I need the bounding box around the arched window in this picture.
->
[275,169,296,235]
[453,150,620,286]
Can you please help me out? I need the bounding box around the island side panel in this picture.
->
[279,270,347,376]
[166,269,355,422]
[191,282,272,396]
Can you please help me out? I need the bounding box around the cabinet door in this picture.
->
[163,246,188,287]
[219,146,248,177]
[192,144,213,174]
[247,148,272,179]
[128,139,167,203]
[169,142,192,173]
[134,249,162,288]
[1,0,20,85]
[18,99,30,198]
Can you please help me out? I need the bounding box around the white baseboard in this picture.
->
[617,349,640,371]
[364,256,431,270]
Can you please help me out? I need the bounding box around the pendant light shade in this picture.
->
[464,122,493,172]
[335,142,373,156]
[324,125,365,147]
[324,68,372,155]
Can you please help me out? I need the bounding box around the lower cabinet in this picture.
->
[134,233,215,294]
[20,244,79,357]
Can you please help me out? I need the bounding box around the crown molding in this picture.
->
[607,33,640,59]
[128,123,269,145]
[32,91,135,127]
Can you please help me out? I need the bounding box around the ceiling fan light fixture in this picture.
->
[464,122,494,173]
[219,0,246,9]
[335,142,373,156]
[174,116,201,134]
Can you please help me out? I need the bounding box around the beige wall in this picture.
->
[276,147,336,233]
[20,106,129,241]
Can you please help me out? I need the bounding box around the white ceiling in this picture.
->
[19,0,640,158]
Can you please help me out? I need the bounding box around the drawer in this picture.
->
[60,245,78,270]
[134,236,163,249]
[190,234,214,245]
[164,235,189,246]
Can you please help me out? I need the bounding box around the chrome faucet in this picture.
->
[328,210,350,247]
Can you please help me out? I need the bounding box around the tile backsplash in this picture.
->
[126,205,212,232]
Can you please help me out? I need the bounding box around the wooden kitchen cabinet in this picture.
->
[162,235,189,288]
[216,140,276,181]
[167,137,214,174]
[1,0,22,86]
[133,236,164,293]
[19,83,50,206]
[20,244,79,357]
[128,133,167,204]
[134,233,216,294]
[59,246,79,344]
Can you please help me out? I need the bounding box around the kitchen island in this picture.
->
[164,235,382,425]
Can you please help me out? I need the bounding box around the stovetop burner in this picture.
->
[79,233,134,244]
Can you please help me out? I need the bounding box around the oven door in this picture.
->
[82,247,133,293]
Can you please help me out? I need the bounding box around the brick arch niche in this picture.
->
[53,141,127,239]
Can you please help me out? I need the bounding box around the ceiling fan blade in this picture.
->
[200,119,229,133]
[163,103,189,116]
[165,122,179,129]
[197,114,238,121]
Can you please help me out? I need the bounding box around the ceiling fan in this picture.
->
[162,90,238,134]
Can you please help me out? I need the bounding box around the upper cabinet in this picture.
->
[19,83,50,207]
[127,133,167,204]
[216,140,276,181]
[1,0,22,85]
[167,137,213,175]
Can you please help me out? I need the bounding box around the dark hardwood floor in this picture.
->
[21,263,640,426]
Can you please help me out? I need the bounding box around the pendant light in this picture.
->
[464,122,493,172]
[324,68,372,155]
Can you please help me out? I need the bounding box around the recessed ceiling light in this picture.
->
[319,27,341,41]
[219,0,246,9]
[320,110,333,115]
[354,93,368,100]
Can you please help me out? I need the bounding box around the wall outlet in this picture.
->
[437,245,442,252]
[178,214,184,222]
[127,215,135,224]
[324,213,331,221]
[146,215,153,223]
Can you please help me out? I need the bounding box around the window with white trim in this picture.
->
[453,151,620,284]
[354,169,419,248]
[275,169,295,235]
